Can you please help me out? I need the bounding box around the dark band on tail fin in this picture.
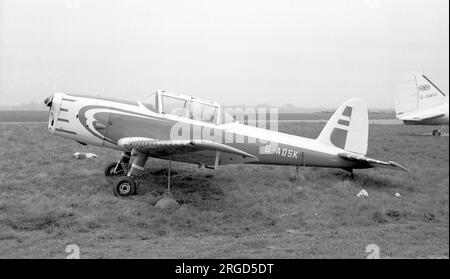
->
[318,99,368,155]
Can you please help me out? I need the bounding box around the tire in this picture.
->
[113,176,136,197]
[104,162,125,177]
[432,129,441,137]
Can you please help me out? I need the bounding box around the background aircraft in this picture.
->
[44,90,409,198]
[395,73,449,136]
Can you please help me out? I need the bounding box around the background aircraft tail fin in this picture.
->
[394,73,419,117]
[317,98,368,155]
[416,74,447,112]
[395,72,447,117]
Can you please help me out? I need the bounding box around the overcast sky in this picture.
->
[0,0,448,109]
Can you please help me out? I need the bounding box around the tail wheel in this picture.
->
[104,162,125,177]
[113,176,136,197]
[432,129,441,136]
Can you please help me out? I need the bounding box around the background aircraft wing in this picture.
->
[338,152,410,172]
[118,137,259,167]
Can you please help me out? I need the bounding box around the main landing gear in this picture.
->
[111,151,147,197]
[104,151,131,177]
[113,176,136,197]
[107,151,174,198]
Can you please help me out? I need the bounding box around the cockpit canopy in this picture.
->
[141,90,236,125]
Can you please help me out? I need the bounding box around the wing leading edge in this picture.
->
[338,152,410,172]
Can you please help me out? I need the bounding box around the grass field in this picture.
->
[0,122,448,258]
[0,111,48,122]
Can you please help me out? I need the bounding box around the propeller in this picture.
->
[44,95,53,108]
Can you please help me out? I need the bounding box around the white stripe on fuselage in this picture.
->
[222,123,342,156]
[63,94,343,157]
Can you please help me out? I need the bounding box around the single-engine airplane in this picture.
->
[395,73,449,136]
[44,90,409,197]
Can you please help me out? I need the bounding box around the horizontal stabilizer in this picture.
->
[338,152,410,172]
[401,113,445,122]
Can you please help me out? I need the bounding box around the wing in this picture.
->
[118,137,259,167]
[338,152,410,172]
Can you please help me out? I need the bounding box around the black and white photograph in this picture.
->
[0,0,448,264]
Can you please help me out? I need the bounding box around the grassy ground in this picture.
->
[0,111,48,122]
[0,122,448,258]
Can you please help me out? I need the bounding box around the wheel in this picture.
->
[113,176,136,197]
[432,129,441,136]
[104,162,125,177]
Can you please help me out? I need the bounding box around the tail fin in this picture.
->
[395,72,447,117]
[394,73,418,117]
[317,98,368,155]
[416,74,447,111]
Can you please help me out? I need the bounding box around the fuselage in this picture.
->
[47,92,362,170]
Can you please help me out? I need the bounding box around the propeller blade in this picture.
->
[44,95,53,107]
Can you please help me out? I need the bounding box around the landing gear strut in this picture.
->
[104,151,131,176]
[111,151,176,199]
